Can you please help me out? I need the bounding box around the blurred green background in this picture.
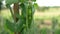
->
[0,6,60,34]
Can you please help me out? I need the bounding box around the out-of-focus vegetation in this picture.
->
[0,0,60,33]
[0,6,60,34]
[37,6,60,12]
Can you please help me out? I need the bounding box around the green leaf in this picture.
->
[5,19,15,32]
[40,28,47,34]
[19,0,25,2]
[55,28,60,34]
[0,1,2,10]
[17,20,26,32]
[20,3,27,17]
[15,14,21,19]
[32,5,35,14]
[6,4,10,8]
[6,0,19,5]
[32,0,36,2]
[33,3,38,9]
[0,0,3,2]
[0,30,9,34]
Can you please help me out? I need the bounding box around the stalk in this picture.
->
[13,3,20,34]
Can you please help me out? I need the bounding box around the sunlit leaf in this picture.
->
[33,3,38,9]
